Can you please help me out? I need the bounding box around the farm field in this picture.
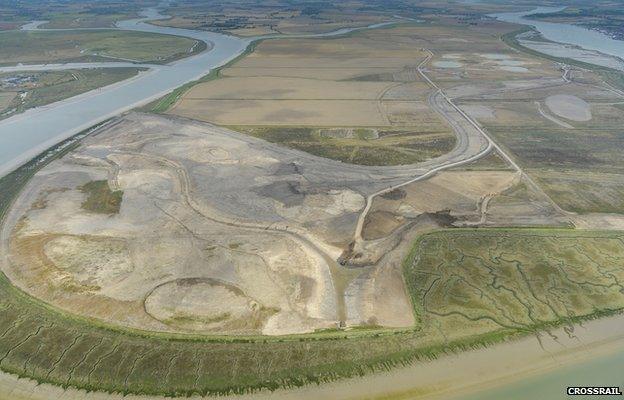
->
[0,0,143,29]
[0,68,142,119]
[169,26,460,165]
[0,30,199,65]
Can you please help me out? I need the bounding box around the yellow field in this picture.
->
[170,28,449,131]
[182,76,391,99]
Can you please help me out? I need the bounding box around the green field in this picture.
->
[40,11,137,29]
[0,68,141,118]
[0,0,142,30]
[0,30,201,65]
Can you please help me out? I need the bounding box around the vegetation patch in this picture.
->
[404,229,624,333]
[231,126,455,166]
[79,180,123,214]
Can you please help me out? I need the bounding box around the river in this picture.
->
[0,8,249,177]
[450,349,624,400]
[492,7,624,61]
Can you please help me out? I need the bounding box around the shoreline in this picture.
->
[1,313,623,400]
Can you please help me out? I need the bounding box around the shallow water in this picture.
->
[433,60,462,68]
[493,7,624,61]
[499,66,528,73]
[451,348,624,400]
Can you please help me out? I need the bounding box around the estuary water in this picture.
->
[0,9,249,177]
[493,7,624,61]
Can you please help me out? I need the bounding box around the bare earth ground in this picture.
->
[0,108,491,336]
